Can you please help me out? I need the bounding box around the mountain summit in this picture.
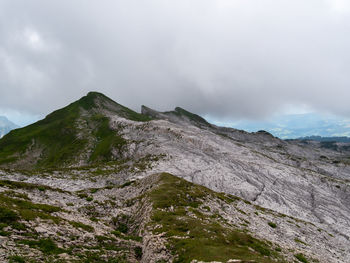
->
[0,92,150,168]
[141,105,211,128]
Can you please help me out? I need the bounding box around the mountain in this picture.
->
[0,92,350,262]
[0,92,151,168]
[0,116,18,138]
[222,112,350,139]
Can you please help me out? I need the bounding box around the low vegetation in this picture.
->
[268,222,277,228]
[69,221,94,232]
[18,238,65,255]
[148,173,285,262]
[0,192,61,224]
[294,253,309,263]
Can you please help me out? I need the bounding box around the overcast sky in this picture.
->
[1,0,350,125]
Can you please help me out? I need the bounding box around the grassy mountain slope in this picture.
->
[0,92,150,169]
[148,173,286,263]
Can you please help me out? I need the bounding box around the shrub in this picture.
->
[9,255,26,263]
[295,253,309,263]
[294,238,308,246]
[268,222,277,228]
[120,181,135,188]
[0,207,18,223]
[37,186,46,192]
[90,188,99,193]
[117,223,128,234]
[19,238,65,254]
[134,246,142,259]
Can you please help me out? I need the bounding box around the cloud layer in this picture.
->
[1,0,350,120]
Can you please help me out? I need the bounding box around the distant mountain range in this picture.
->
[0,116,18,138]
[216,112,350,139]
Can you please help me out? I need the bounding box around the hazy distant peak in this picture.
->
[0,116,19,138]
[0,116,18,127]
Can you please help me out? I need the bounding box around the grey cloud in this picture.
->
[0,0,350,120]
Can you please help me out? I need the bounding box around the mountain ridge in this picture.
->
[141,105,211,128]
[0,91,350,262]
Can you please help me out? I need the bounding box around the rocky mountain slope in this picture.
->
[0,92,349,262]
[0,116,18,139]
[0,173,343,263]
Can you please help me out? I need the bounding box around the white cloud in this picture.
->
[0,0,350,121]
[327,0,350,13]
[24,28,44,50]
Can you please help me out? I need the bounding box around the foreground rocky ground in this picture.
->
[0,172,346,263]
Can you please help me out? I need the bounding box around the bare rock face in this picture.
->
[107,109,350,257]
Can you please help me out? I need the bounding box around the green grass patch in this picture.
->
[3,191,29,200]
[134,246,142,259]
[0,206,26,235]
[19,238,65,254]
[148,173,284,263]
[120,180,135,188]
[294,238,308,246]
[8,255,26,263]
[0,206,18,223]
[0,193,61,222]
[69,221,94,232]
[116,223,128,234]
[149,173,208,209]
[76,251,128,263]
[0,180,66,193]
[295,253,309,263]
[88,115,127,163]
